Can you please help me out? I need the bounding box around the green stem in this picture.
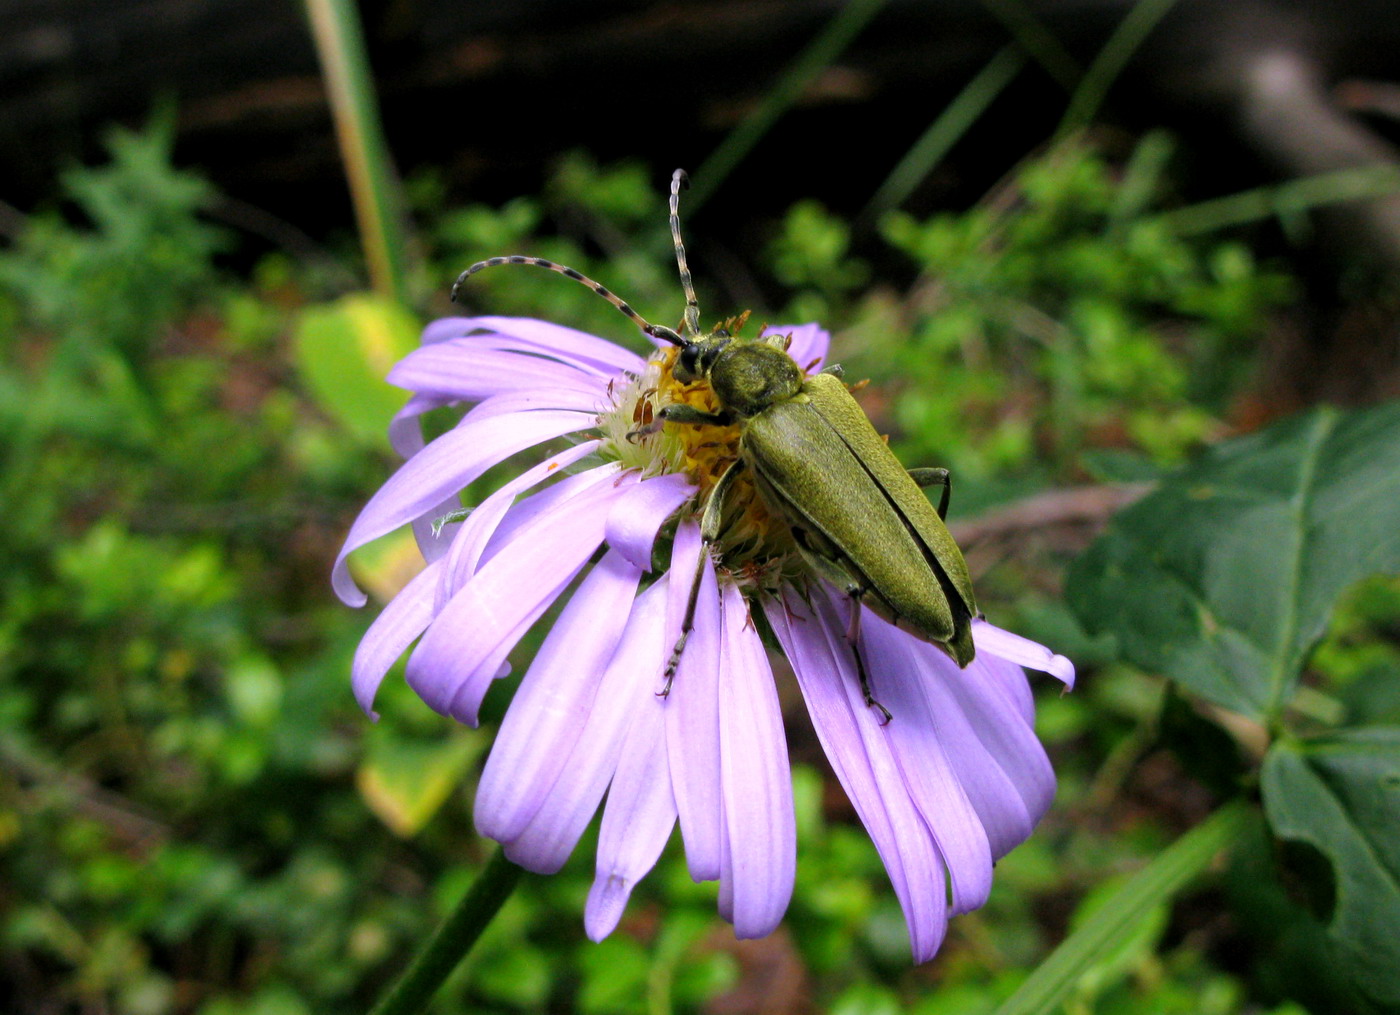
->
[863,44,1027,219]
[688,0,890,211]
[975,0,1082,91]
[1156,163,1400,236]
[992,800,1251,1015]
[304,0,410,305]
[370,847,524,1015]
[1057,0,1181,136]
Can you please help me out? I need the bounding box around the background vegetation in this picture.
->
[3,1,1399,1012]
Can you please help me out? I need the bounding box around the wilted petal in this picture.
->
[351,558,440,719]
[334,408,596,606]
[604,474,696,570]
[762,323,829,373]
[663,524,724,882]
[717,581,795,938]
[973,619,1076,688]
[504,581,670,873]
[406,471,641,724]
[858,604,993,914]
[476,550,643,848]
[426,316,646,375]
[586,683,677,941]
[767,589,948,962]
[437,452,610,610]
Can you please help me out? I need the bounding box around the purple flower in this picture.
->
[335,315,1075,960]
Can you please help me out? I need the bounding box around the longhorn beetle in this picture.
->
[453,170,977,722]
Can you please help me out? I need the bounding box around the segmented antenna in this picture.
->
[452,255,685,346]
[669,169,701,338]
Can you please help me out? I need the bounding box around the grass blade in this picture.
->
[304,0,411,304]
[993,801,1250,1015]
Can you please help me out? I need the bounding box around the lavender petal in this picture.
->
[405,471,640,724]
[351,559,440,719]
[767,589,948,962]
[857,603,993,914]
[717,581,796,938]
[585,676,677,941]
[503,580,670,874]
[436,453,610,611]
[333,408,595,606]
[425,316,646,374]
[899,636,1037,859]
[663,524,725,882]
[388,341,608,401]
[604,474,696,570]
[973,619,1076,688]
[462,385,606,423]
[475,550,643,848]
[761,323,830,373]
[948,650,1058,831]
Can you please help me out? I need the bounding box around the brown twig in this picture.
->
[949,482,1151,549]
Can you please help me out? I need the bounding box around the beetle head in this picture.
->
[673,334,729,384]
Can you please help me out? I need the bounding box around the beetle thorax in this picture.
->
[708,343,803,418]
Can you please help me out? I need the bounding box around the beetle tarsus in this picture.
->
[657,637,686,698]
[844,589,894,724]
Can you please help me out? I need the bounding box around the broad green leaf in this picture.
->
[293,294,418,446]
[356,731,482,837]
[1068,401,1400,719]
[1261,727,1400,1008]
[992,802,1248,1015]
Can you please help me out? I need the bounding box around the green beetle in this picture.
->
[453,170,977,721]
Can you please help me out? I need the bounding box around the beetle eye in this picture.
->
[679,346,700,377]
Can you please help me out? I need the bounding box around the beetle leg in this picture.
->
[660,459,746,696]
[658,404,733,427]
[625,419,664,442]
[907,467,951,520]
[845,590,892,726]
[820,363,844,378]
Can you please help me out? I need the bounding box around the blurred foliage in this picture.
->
[1,112,1397,1015]
[856,137,1286,485]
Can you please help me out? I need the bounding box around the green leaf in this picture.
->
[293,294,418,447]
[992,801,1249,1015]
[1068,401,1400,720]
[1261,727,1400,1008]
[356,731,483,837]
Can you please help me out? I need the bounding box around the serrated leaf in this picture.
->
[1067,401,1400,719]
[1262,727,1400,1009]
[293,294,418,446]
[356,732,482,837]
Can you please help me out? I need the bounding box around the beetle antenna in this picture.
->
[669,169,701,338]
[452,256,686,346]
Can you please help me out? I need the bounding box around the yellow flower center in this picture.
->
[597,342,801,591]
